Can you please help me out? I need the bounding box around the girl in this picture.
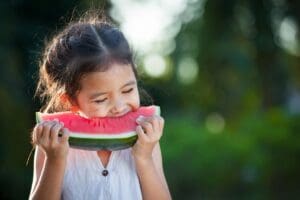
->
[29,15,171,200]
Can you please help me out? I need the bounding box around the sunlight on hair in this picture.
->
[143,54,167,78]
[177,57,199,84]
[205,113,225,134]
[277,17,300,56]
[110,0,205,78]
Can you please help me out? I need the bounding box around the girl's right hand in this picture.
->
[32,119,70,160]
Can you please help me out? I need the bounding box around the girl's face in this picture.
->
[75,63,140,118]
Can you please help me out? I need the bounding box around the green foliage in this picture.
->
[161,110,300,199]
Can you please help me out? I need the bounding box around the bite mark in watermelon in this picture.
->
[36,105,160,151]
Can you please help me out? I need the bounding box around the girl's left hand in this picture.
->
[132,115,164,161]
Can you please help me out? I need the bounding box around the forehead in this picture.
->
[79,63,136,90]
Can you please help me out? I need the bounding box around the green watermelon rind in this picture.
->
[35,106,160,151]
[69,134,138,151]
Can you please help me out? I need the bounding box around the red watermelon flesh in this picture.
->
[36,105,160,150]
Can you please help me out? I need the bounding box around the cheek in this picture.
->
[75,96,102,116]
[132,90,140,108]
[75,95,85,110]
[93,108,108,117]
[84,104,110,118]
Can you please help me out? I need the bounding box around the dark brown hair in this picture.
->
[36,15,146,113]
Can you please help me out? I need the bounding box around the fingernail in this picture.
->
[136,116,144,122]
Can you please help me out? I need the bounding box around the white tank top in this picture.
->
[61,148,142,200]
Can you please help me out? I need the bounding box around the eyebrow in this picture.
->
[123,80,137,88]
[89,80,137,99]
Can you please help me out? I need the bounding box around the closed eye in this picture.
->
[94,98,107,104]
[122,88,133,94]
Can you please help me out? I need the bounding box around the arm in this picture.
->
[133,116,172,200]
[29,120,69,200]
[134,143,171,200]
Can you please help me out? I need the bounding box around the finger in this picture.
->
[158,116,165,131]
[144,116,164,140]
[39,120,52,139]
[140,121,153,135]
[136,125,147,141]
[136,116,146,132]
[151,116,160,133]
[42,121,57,143]
[58,121,64,137]
[36,123,46,143]
[150,116,162,141]
[136,116,154,123]
[39,120,49,127]
[60,128,70,144]
[50,122,63,145]
[137,116,160,131]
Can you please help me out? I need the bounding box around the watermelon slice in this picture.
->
[36,105,160,151]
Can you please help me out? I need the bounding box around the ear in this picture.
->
[59,93,76,107]
[60,93,80,113]
[60,93,71,104]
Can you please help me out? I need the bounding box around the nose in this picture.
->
[111,97,126,115]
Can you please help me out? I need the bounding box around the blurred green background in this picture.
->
[1,0,300,199]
